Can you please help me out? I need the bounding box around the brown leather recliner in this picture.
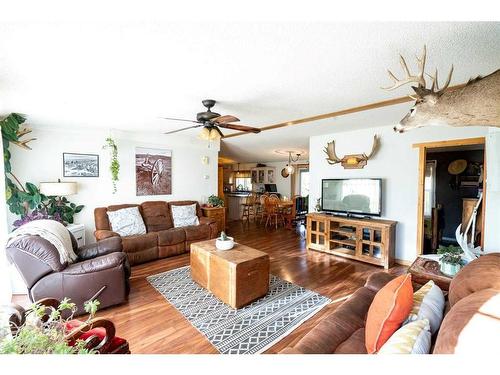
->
[94,200,218,266]
[6,232,131,316]
[280,253,500,354]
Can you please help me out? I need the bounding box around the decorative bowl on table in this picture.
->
[215,232,234,250]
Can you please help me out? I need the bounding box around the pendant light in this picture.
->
[285,152,301,175]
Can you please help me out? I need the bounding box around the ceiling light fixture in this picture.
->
[285,151,301,175]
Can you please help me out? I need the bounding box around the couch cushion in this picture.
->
[171,204,200,228]
[184,224,210,241]
[157,228,186,246]
[121,232,158,253]
[107,207,147,237]
[168,200,202,217]
[365,273,413,353]
[405,280,445,335]
[433,288,500,354]
[379,319,432,354]
[334,328,367,354]
[141,201,172,232]
[449,253,500,307]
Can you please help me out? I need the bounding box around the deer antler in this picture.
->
[363,135,380,159]
[427,65,454,95]
[382,45,427,90]
[324,140,341,165]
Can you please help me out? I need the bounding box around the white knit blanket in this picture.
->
[7,219,78,264]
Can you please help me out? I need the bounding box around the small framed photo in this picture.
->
[63,153,99,177]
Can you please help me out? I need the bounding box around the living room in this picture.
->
[1,1,499,373]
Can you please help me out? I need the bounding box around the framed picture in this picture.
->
[63,153,99,177]
[135,147,172,196]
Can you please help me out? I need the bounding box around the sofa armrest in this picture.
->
[199,216,216,225]
[63,252,127,275]
[94,229,120,241]
[76,237,123,260]
[364,272,397,293]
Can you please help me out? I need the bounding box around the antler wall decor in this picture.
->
[324,134,380,169]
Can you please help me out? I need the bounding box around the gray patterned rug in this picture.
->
[147,266,331,354]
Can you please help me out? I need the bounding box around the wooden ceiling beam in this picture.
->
[224,83,467,139]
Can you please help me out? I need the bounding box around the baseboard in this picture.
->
[395,258,413,266]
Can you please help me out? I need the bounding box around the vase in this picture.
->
[440,261,461,277]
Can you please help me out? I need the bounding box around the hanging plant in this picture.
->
[103,137,119,193]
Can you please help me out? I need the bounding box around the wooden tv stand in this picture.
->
[306,213,397,269]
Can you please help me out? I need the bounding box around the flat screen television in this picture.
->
[321,178,382,216]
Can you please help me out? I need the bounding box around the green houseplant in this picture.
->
[0,298,100,354]
[103,137,120,193]
[2,113,84,224]
[207,195,224,207]
[437,244,463,276]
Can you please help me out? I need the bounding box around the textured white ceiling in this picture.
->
[0,20,498,162]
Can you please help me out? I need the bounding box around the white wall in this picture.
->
[7,126,219,292]
[309,125,498,262]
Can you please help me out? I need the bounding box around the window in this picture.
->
[424,161,437,217]
[299,169,310,196]
[233,170,252,191]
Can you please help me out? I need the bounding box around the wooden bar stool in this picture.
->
[241,194,256,222]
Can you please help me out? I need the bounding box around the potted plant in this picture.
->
[0,298,100,354]
[437,245,463,276]
[215,231,234,251]
[207,195,224,207]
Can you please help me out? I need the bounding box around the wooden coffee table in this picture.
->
[190,239,270,309]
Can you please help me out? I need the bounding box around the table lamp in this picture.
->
[39,179,78,204]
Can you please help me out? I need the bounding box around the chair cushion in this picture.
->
[171,204,199,228]
[66,319,128,353]
[184,224,210,241]
[157,228,186,246]
[334,328,367,354]
[448,253,500,307]
[433,288,500,354]
[404,280,445,335]
[378,319,431,354]
[365,273,413,353]
[107,207,146,236]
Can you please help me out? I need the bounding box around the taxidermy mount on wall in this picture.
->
[324,134,380,169]
[383,45,500,133]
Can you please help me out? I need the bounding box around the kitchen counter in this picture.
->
[226,192,251,220]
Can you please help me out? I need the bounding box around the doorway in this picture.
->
[414,137,486,256]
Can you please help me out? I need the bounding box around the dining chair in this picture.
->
[241,193,256,222]
[265,195,284,229]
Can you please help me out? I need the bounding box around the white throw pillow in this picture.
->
[107,206,147,236]
[171,204,200,228]
[404,280,445,335]
[378,319,432,354]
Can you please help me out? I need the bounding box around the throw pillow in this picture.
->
[107,206,147,236]
[378,319,432,354]
[404,280,445,335]
[171,204,200,227]
[365,273,414,354]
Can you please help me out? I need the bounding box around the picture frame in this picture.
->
[63,153,99,177]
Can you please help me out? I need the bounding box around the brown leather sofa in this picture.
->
[280,253,500,354]
[94,200,218,266]
[6,232,131,316]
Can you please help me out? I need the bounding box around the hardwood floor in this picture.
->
[13,220,406,353]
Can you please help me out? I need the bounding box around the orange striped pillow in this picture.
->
[365,274,413,353]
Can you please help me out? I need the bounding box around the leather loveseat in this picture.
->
[280,253,500,354]
[6,232,130,316]
[94,200,218,266]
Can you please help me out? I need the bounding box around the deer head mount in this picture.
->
[383,45,500,132]
[324,135,380,169]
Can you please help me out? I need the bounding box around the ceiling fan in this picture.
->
[161,99,261,139]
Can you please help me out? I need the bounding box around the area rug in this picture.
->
[147,266,331,354]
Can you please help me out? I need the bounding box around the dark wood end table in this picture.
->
[408,256,453,291]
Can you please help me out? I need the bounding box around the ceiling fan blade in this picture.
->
[164,124,202,134]
[212,115,240,124]
[218,123,261,133]
[160,117,200,124]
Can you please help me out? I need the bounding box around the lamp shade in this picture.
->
[39,181,78,196]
